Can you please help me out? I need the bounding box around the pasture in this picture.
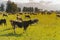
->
[0,12,60,40]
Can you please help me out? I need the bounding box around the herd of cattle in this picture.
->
[18,12,60,18]
[0,12,60,33]
[0,13,39,33]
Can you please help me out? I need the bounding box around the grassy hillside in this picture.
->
[0,13,60,40]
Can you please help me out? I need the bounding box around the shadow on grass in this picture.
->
[0,33,23,37]
[0,28,12,32]
[0,28,23,37]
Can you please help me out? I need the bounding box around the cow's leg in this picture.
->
[14,27,15,34]
[23,26,28,33]
[13,25,16,34]
[4,22,7,25]
[23,27,26,33]
[23,30,26,34]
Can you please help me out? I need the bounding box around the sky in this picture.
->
[1,0,60,4]
[0,0,60,10]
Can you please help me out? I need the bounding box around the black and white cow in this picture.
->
[10,19,38,33]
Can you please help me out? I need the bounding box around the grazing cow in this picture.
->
[3,14,8,17]
[41,11,45,15]
[16,15,23,21]
[32,19,38,24]
[47,12,52,15]
[19,13,23,15]
[0,19,6,25]
[56,15,60,17]
[10,19,38,33]
[32,13,37,15]
[25,13,27,14]
[25,15,31,18]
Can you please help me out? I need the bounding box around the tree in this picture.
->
[6,1,18,13]
[29,7,33,13]
[10,2,18,13]
[23,7,27,12]
[23,7,34,13]
[18,7,21,12]
[6,0,11,13]
[35,7,40,13]
[1,3,4,11]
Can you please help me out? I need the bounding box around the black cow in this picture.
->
[25,15,31,18]
[56,15,60,17]
[0,19,6,25]
[41,11,45,15]
[10,19,38,33]
[19,13,23,15]
[47,12,52,15]
[3,14,8,17]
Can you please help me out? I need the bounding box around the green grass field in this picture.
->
[0,12,60,40]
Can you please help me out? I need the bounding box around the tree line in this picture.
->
[0,1,40,14]
[0,3,4,12]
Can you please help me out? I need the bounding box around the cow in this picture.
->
[25,15,31,18]
[19,13,23,15]
[41,11,45,15]
[56,15,60,17]
[32,13,37,15]
[0,19,6,25]
[47,11,52,15]
[3,14,8,17]
[16,15,23,21]
[32,19,38,24]
[10,19,38,33]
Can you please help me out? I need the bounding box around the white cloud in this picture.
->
[41,0,60,4]
[10,0,29,3]
[1,0,60,4]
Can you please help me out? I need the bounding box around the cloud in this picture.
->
[1,0,60,4]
